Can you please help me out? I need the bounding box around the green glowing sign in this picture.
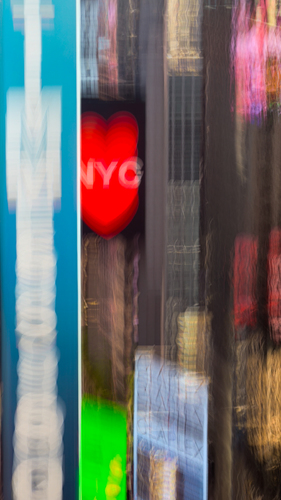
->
[80,398,127,500]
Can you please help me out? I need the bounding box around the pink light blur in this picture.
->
[232,0,281,121]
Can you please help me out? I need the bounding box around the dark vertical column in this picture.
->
[138,0,167,347]
[202,6,238,499]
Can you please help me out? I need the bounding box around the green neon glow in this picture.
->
[80,397,127,500]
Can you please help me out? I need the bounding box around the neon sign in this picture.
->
[81,112,143,238]
[232,0,281,122]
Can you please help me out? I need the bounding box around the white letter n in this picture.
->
[81,160,94,189]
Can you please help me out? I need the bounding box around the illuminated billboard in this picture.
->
[81,112,143,238]
[1,1,79,499]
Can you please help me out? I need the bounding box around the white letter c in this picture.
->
[119,157,143,189]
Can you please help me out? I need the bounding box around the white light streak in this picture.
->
[6,0,63,498]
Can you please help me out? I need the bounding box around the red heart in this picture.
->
[81,112,140,238]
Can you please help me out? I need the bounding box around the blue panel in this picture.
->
[1,1,78,499]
